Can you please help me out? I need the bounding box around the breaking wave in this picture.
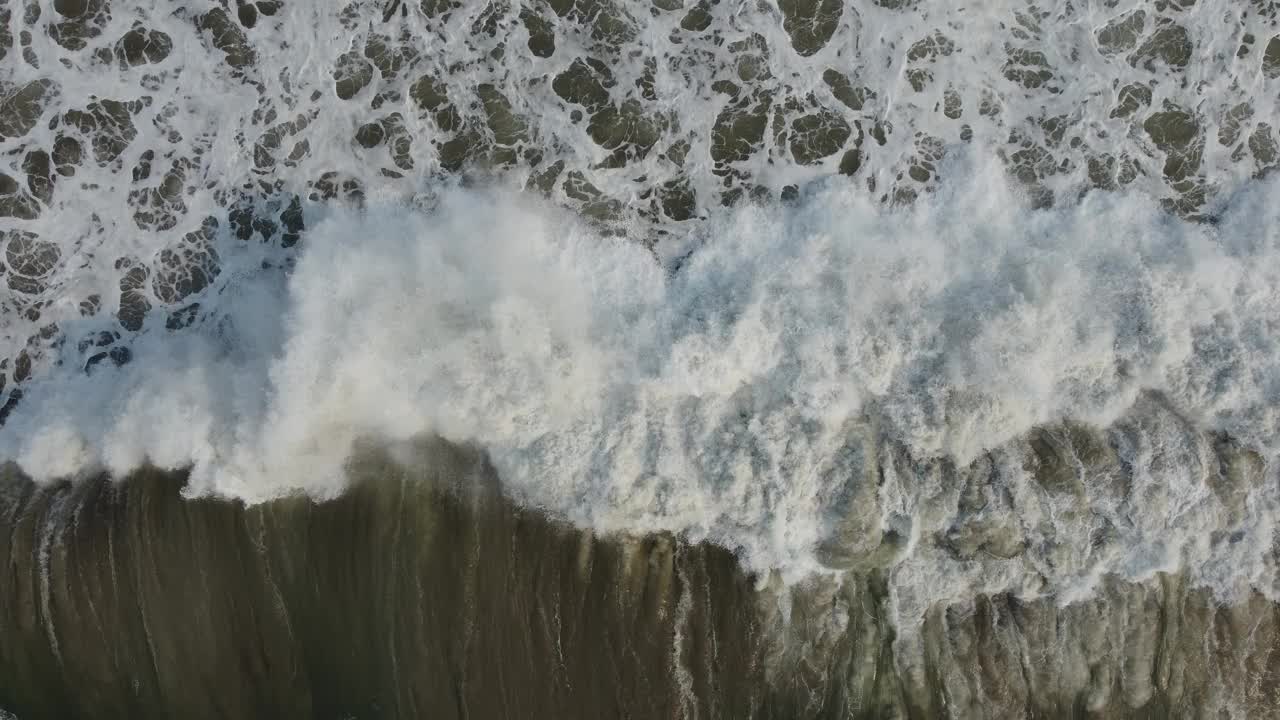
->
[5,161,1280,609]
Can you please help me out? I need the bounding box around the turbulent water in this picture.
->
[3,0,1280,717]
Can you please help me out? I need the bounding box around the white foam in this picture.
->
[4,157,1280,607]
[6,0,1279,381]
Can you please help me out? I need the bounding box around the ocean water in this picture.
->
[3,0,1280,717]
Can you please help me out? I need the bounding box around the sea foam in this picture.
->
[5,157,1280,602]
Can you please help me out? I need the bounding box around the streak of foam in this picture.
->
[672,562,698,720]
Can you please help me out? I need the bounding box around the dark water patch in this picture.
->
[114,259,150,331]
[778,0,843,57]
[47,0,108,51]
[2,436,1280,717]
[333,51,375,101]
[1111,83,1151,120]
[151,218,222,305]
[710,96,770,167]
[0,81,57,141]
[1130,21,1191,71]
[22,150,53,207]
[198,8,256,71]
[0,174,41,221]
[787,108,851,165]
[553,58,613,112]
[112,27,172,67]
[0,446,770,719]
[1266,35,1280,78]
[520,8,556,57]
[1096,10,1145,56]
[58,98,142,165]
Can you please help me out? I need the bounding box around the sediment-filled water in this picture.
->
[4,0,1280,717]
[4,435,1280,719]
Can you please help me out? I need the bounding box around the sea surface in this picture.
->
[3,0,1280,717]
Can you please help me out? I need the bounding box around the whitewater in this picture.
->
[5,164,1280,597]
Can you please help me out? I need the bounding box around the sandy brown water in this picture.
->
[3,437,1280,719]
